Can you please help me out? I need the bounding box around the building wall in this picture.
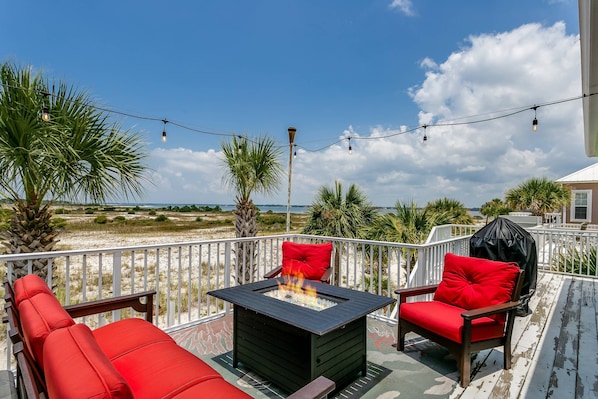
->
[561,182,598,224]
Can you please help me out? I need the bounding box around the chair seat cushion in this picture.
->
[433,253,520,322]
[400,301,505,343]
[93,318,175,360]
[281,242,333,281]
[110,339,251,398]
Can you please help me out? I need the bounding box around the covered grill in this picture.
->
[469,217,537,316]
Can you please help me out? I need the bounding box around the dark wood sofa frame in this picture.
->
[395,269,525,387]
[3,280,335,399]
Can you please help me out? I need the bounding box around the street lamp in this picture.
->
[286,127,296,234]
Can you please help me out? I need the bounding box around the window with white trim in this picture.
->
[571,190,592,222]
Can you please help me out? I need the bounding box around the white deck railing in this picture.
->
[1,225,597,368]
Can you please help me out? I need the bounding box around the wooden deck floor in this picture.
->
[452,272,598,399]
[169,272,598,398]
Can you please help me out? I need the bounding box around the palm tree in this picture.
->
[424,197,474,225]
[480,198,512,224]
[221,135,283,284]
[368,200,451,245]
[302,181,376,239]
[0,62,147,280]
[367,200,451,279]
[302,181,376,285]
[505,177,570,216]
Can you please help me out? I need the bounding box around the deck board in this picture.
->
[576,278,598,398]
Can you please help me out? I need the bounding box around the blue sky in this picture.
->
[1,0,589,207]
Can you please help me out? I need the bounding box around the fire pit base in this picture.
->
[233,306,366,393]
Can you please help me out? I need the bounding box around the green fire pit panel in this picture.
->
[233,306,366,393]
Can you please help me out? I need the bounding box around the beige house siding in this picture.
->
[559,182,598,224]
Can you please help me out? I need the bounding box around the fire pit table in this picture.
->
[208,277,395,393]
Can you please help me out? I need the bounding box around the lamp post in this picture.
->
[286,127,296,234]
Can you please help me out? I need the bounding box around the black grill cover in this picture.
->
[469,217,537,316]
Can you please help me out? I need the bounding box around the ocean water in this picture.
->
[112,203,481,217]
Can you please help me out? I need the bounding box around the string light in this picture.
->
[161,119,168,142]
[422,124,428,143]
[237,135,243,153]
[348,137,352,154]
[3,81,597,153]
[41,92,50,122]
[293,144,297,159]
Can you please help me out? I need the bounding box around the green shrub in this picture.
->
[54,208,65,214]
[94,215,108,224]
[552,247,597,275]
[113,216,126,223]
[155,214,169,222]
[51,217,67,229]
[148,210,157,216]
[195,216,202,222]
[85,209,94,215]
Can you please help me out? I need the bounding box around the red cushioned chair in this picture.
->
[264,241,333,283]
[395,253,525,387]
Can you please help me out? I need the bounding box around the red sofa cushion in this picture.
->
[281,242,333,281]
[93,318,175,360]
[400,301,505,343]
[434,253,520,320]
[110,339,251,398]
[43,324,134,399]
[18,292,75,368]
[13,274,54,307]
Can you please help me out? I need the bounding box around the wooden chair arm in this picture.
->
[64,290,156,323]
[286,376,335,399]
[461,300,522,320]
[264,266,282,279]
[394,285,438,303]
[13,342,47,399]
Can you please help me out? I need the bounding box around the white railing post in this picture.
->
[224,242,232,313]
[112,251,122,321]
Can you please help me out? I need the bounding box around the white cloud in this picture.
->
[140,21,590,209]
[389,0,415,16]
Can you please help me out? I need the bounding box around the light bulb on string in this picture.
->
[41,92,50,122]
[348,137,352,154]
[422,124,428,144]
[293,145,297,159]
[161,119,168,142]
[237,135,243,153]
[532,106,538,132]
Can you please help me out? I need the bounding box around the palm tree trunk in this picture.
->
[233,199,258,284]
[2,200,58,281]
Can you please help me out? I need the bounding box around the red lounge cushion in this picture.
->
[281,242,333,280]
[93,318,174,360]
[43,324,134,399]
[434,253,520,321]
[18,292,75,367]
[13,274,54,307]
[167,377,253,398]
[400,301,505,343]
[109,339,235,398]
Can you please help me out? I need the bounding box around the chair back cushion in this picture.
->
[434,253,520,317]
[281,242,333,281]
[13,274,54,307]
[44,324,134,399]
[18,292,75,368]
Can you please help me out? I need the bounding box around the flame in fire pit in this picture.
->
[263,276,338,311]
